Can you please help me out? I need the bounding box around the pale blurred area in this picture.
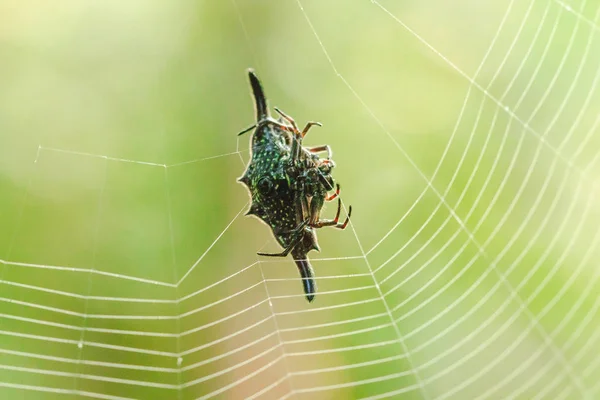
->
[1,0,600,399]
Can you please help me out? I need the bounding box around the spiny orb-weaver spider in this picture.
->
[237,69,351,303]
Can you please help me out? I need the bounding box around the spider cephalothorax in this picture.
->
[237,69,351,302]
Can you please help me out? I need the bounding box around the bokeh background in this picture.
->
[1,0,600,399]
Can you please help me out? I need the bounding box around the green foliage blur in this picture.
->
[1,0,599,399]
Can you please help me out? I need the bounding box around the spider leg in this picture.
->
[306,144,332,159]
[308,195,325,226]
[274,107,300,133]
[242,117,295,136]
[257,235,302,257]
[300,122,322,137]
[311,198,341,228]
[311,200,352,230]
[274,107,305,163]
[274,107,322,138]
[257,220,308,257]
[316,171,335,192]
[325,183,340,201]
[237,124,256,136]
[334,205,352,230]
[238,116,291,136]
[286,219,309,234]
[297,189,310,224]
[268,119,296,134]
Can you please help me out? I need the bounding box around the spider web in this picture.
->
[1,0,600,399]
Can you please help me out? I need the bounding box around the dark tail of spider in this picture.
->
[248,69,268,121]
[294,258,316,303]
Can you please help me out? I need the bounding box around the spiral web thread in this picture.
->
[1,0,600,398]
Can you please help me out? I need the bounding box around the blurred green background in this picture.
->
[1,0,600,399]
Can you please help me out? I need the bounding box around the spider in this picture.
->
[270,106,346,229]
[238,69,351,302]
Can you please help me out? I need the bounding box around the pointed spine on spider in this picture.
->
[237,69,351,303]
